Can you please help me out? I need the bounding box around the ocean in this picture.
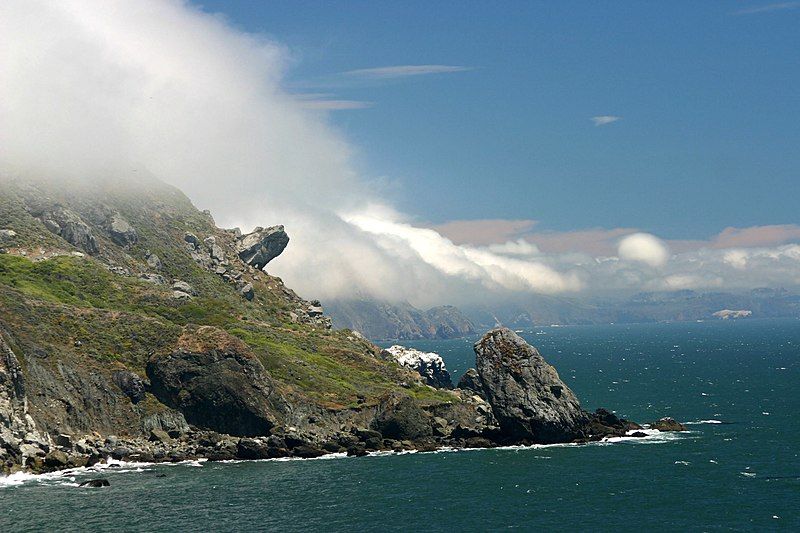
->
[2,319,798,531]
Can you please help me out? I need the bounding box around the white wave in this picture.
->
[684,419,725,425]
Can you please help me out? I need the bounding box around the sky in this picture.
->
[1,1,799,307]
[197,0,800,238]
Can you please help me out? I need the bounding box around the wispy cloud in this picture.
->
[344,65,472,79]
[293,93,372,110]
[733,2,800,14]
[591,115,621,126]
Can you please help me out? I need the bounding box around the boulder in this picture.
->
[373,395,433,440]
[171,280,196,295]
[149,429,171,443]
[235,225,289,269]
[204,236,226,262]
[474,327,588,443]
[106,213,138,247]
[44,450,69,468]
[381,345,453,389]
[38,207,99,255]
[146,326,279,436]
[291,445,327,459]
[145,251,163,270]
[236,438,271,460]
[239,283,254,301]
[0,229,17,241]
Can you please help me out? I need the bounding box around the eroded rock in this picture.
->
[235,225,289,269]
[474,327,588,443]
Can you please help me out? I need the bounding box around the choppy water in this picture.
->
[3,319,799,531]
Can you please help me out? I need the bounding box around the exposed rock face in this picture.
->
[473,327,588,443]
[105,213,138,247]
[0,334,50,466]
[146,326,279,437]
[111,371,147,404]
[381,345,453,388]
[456,368,486,400]
[36,207,99,255]
[235,225,289,270]
[373,395,433,440]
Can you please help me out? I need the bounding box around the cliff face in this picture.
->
[327,300,476,340]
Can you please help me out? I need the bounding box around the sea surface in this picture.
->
[2,319,799,532]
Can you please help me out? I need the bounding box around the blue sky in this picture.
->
[197,0,799,239]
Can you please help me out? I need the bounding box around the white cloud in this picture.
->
[733,2,800,15]
[1,0,798,309]
[344,65,472,79]
[617,233,670,267]
[591,115,621,126]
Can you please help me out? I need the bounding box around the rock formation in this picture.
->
[146,326,279,437]
[235,225,289,270]
[471,327,588,443]
[380,345,453,388]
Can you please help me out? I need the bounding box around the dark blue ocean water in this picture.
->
[3,319,799,532]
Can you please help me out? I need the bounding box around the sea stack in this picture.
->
[471,327,588,443]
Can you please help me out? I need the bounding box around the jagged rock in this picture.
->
[456,368,485,399]
[142,409,189,436]
[204,236,226,262]
[474,328,588,443]
[37,207,99,255]
[650,417,686,432]
[235,225,289,269]
[146,326,279,436]
[240,283,254,301]
[381,345,453,389]
[112,370,147,403]
[106,213,138,247]
[145,251,163,270]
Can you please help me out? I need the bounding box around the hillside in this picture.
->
[0,176,476,471]
[326,300,476,340]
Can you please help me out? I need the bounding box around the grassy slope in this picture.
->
[0,178,453,422]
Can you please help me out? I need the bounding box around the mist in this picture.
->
[2,0,798,308]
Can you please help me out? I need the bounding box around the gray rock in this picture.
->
[373,395,433,440]
[146,251,163,270]
[0,229,17,241]
[204,236,226,262]
[139,273,166,285]
[149,429,171,443]
[240,283,254,301]
[106,213,138,246]
[172,290,193,300]
[112,370,147,403]
[235,225,289,269]
[184,232,200,248]
[457,368,486,399]
[38,207,99,255]
[474,327,588,443]
[142,409,189,435]
[171,280,196,295]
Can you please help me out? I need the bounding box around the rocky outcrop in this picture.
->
[373,395,433,440]
[104,213,138,247]
[235,225,289,270]
[146,326,279,437]
[649,417,686,432]
[456,368,485,400]
[380,345,453,388]
[472,327,588,443]
[0,334,51,469]
[35,206,99,255]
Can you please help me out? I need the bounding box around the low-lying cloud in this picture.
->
[1,0,798,309]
